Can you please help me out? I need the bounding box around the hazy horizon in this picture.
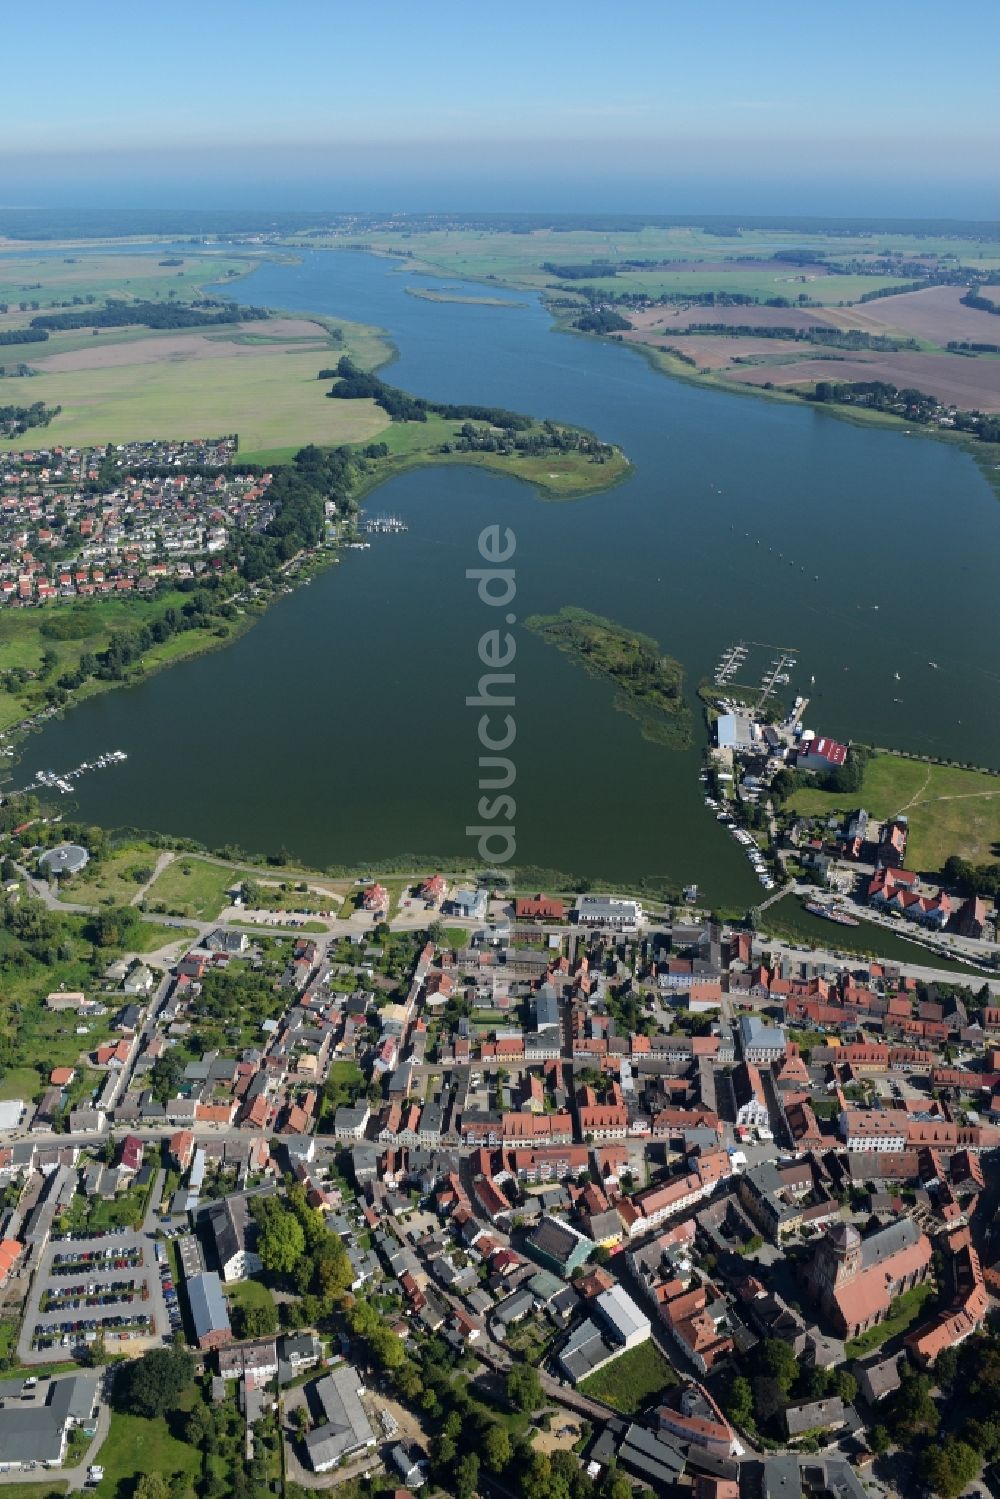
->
[4,0,999,219]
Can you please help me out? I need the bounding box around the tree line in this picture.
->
[325,355,535,429]
[684,322,917,352]
[573,309,631,333]
[0,327,49,346]
[0,400,60,437]
[29,300,270,332]
[809,379,1000,443]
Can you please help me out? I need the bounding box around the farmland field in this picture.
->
[27,317,331,372]
[844,284,1000,345]
[0,346,391,453]
[0,251,253,316]
[732,349,1000,411]
[787,754,1000,871]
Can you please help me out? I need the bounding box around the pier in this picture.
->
[362,514,408,535]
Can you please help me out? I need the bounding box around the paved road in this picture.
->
[761,933,1000,991]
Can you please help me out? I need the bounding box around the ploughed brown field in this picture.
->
[622,331,820,370]
[627,286,1000,345]
[625,286,1000,409]
[28,318,331,373]
[839,285,1000,344]
[731,351,1000,411]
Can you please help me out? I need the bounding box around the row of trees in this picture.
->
[810,378,1000,444]
[29,300,269,332]
[326,356,535,430]
[941,853,1000,901]
[235,444,352,582]
[0,400,59,437]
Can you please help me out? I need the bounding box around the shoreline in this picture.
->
[302,243,1000,490]
[549,312,1000,494]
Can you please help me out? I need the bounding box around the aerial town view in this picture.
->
[2,5,1000,1499]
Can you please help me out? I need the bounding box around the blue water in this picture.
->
[15,249,1000,897]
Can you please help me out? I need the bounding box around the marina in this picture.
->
[713,639,800,707]
[362,514,409,535]
[4,751,128,800]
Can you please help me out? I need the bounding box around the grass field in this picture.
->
[55,841,159,907]
[0,252,253,316]
[146,856,233,920]
[845,1282,934,1358]
[225,1277,277,1321]
[124,920,199,953]
[0,347,391,454]
[787,753,1000,870]
[577,1339,678,1413]
[331,226,1000,288]
[91,1406,201,1499]
[0,1064,46,1101]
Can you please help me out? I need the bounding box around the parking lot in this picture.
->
[18,1229,172,1364]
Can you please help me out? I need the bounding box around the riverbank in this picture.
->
[0,419,627,758]
[567,322,1000,494]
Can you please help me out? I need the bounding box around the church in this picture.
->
[803,1219,932,1340]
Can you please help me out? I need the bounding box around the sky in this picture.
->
[3,0,1000,216]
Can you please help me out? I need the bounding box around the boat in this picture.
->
[928,661,939,669]
[803,901,861,928]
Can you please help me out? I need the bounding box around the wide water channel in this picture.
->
[16,250,1000,902]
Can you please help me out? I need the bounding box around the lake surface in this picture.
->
[16,250,1000,901]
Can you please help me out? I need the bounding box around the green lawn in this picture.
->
[578,1339,678,1413]
[122,920,199,954]
[845,1282,935,1357]
[0,1064,45,1101]
[225,1278,275,1314]
[90,1408,201,1499]
[0,1485,67,1499]
[146,857,235,921]
[225,1277,276,1325]
[787,753,1000,872]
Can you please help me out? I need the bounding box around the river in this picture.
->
[15,249,1000,901]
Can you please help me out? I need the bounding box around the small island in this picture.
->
[405,285,526,307]
[525,606,692,748]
